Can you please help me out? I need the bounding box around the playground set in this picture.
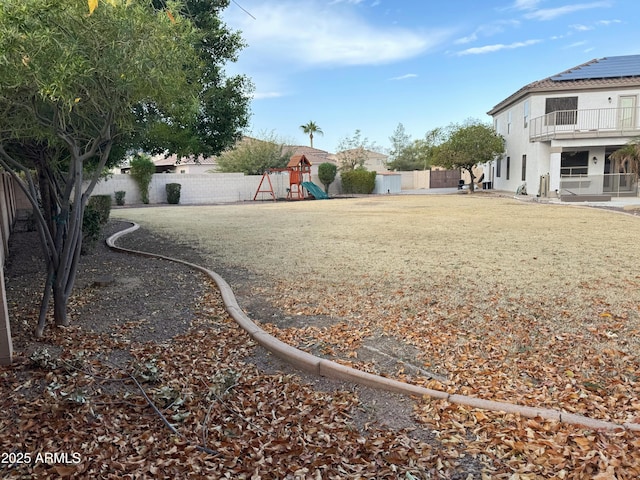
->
[253,154,328,201]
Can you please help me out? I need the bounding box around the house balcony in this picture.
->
[529,107,640,142]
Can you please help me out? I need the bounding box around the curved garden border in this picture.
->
[107,222,640,433]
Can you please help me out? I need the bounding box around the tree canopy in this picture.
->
[0,0,210,336]
[431,120,505,191]
[386,125,444,171]
[318,162,337,194]
[138,0,253,159]
[335,130,378,171]
[215,133,293,175]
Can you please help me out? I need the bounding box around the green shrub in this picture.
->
[82,205,102,254]
[82,195,112,254]
[341,169,376,194]
[166,183,181,204]
[88,195,112,225]
[318,162,337,194]
[115,190,126,206]
[130,154,156,204]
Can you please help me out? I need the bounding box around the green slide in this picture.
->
[302,182,329,199]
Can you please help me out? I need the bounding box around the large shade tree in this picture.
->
[432,120,505,192]
[141,0,253,158]
[0,0,201,337]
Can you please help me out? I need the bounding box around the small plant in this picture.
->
[115,190,126,206]
[129,153,156,204]
[29,347,57,369]
[166,183,181,204]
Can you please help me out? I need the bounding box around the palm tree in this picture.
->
[609,140,640,175]
[300,121,323,148]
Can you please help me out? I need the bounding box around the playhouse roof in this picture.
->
[287,154,312,167]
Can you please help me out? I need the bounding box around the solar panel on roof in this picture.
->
[551,55,640,81]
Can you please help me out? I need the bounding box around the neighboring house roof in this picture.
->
[333,148,388,161]
[288,145,336,166]
[488,54,640,115]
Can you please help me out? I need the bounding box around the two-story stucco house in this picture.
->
[487,55,640,200]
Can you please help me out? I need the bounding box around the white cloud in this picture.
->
[454,20,520,45]
[456,39,541,55]
[252,92,285,100]
[224,2,451,68]
[564,41,588,48]
[390,73,418,81]
[570,24,593,31]
[597,19,622,26]
[511,0,542,10]
[524,2,611,21]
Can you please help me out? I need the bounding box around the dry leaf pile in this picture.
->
[2,286,469,479]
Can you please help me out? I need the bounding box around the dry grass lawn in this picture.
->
[115,194,640,423]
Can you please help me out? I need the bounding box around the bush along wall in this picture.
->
[166,183,181,204]
[341,170,377,194]
[82,195,112,253]
[115,190,126,206]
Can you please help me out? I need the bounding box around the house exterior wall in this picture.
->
[173,163,215,175]
[489,86,640,197]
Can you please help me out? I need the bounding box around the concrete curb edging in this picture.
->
[107,222,640,433]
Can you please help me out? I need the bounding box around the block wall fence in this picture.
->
[91,172,345,205]
[91,170,436,205]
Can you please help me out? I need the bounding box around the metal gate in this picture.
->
[429,169,461,188]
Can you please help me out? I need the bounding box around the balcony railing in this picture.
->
[529,107,640,141]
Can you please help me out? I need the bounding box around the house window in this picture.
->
[545,97,578,125]
[506,156,511,180]
[180,169,186,174]
[496,158,502,177]
[521,155,527,181]
[523,100,529,128]
[560,151,588,176]
[507,111,512,134]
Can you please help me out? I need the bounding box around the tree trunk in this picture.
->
[466,167,476,193]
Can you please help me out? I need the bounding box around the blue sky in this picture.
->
[222,0,638,153]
